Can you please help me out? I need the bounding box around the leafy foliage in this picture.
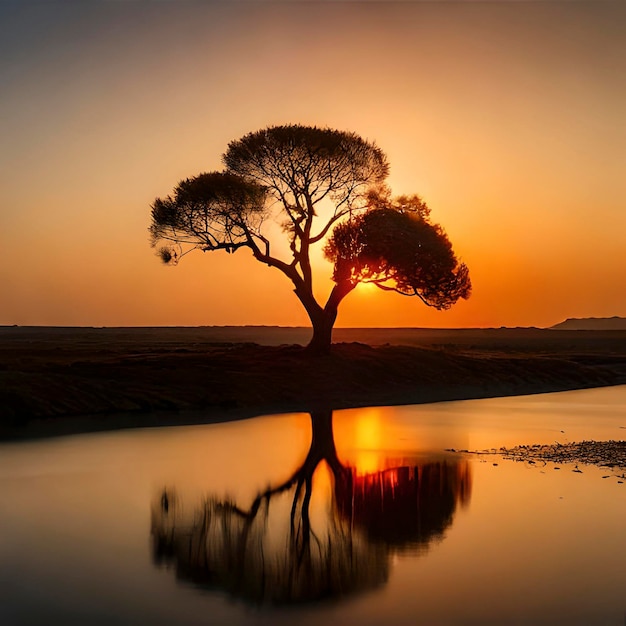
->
[224,125,388,211]
[149,172,267,263]
[325,195,471,309]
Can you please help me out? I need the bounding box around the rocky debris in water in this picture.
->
[452,440,626,478]
[497,440,626,470]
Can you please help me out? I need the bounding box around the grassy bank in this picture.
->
[2,327,626,439]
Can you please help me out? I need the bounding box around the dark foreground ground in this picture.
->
[2,326,626,439]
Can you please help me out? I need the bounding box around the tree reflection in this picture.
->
[338,462,472,550]
[151,410,471,606]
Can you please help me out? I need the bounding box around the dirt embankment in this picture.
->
[2,326,626,439]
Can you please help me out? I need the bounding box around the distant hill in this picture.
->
[550,316,626,330]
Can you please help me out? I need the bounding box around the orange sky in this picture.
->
[1,1,625,329]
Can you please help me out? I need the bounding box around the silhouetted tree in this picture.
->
[325,194,471,309]
[150,125,470,353]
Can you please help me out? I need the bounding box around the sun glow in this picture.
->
[2,2,625,328]
[335,408,387,475]
[357,281,381,295]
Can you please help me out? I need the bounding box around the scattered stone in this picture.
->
[498,440,626,470]
[461,440,626,479]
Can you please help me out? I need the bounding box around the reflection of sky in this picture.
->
[335,386,626,460]
[335,406,470,473]
[1,2,626,328]
[0,387,625,622]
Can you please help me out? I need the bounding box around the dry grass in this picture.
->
[2,326,626,439]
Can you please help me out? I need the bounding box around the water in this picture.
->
[1,386,625,625]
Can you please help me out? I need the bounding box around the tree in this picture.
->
[150,125,471,353]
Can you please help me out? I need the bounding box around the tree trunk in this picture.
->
[303,280,356,355]
[306,309,337,355]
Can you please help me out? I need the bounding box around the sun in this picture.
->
[357,281,379,295]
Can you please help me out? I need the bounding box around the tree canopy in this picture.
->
[149,171,268,262]
[325,194,471,309]
[150,124,471,353]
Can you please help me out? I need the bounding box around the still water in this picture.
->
[1,387,625,625]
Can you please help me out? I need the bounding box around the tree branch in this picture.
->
[309,208,352,244]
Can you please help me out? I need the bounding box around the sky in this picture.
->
[1,0,625,329]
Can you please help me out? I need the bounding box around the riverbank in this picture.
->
[2,326,626,439]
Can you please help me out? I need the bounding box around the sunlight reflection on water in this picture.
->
[0,386,625,625]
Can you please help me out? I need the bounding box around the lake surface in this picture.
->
[1,386,625,625]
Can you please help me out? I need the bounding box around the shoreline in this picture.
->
[2,327,626,440]
[6,382,626,443]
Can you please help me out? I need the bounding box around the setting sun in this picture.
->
[1,1,625,329]
[357,281,380,296]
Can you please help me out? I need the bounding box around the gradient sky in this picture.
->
[1,1,625,329]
